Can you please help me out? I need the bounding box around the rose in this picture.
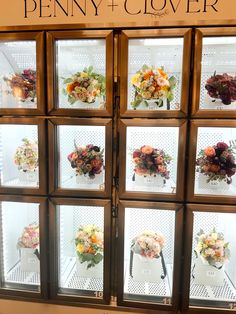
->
[216,142,229,150]
[141,145,153,154]
[91,159,102,168]
[208,164,220,173]
[204,146,216,157]
[155,156,164,165]
[133,150,141,158]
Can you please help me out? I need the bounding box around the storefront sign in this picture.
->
[0,0,235,27]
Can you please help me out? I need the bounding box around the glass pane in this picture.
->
[190,211,236,310]
[0,41,37,109]
[57,125,106,191]
[56,39,106,110]
[0,201,40,291]
[0,124,39,188]
[128,38,183,111]
[123,207,175,304]
[200,37,236,111]
[194,127,236,196]
[126,126,179,194]
[57,204,104,298]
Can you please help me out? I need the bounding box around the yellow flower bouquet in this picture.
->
[131,65,176,109]
[75,224,104,269]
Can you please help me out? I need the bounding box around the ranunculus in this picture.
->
[158,165,166,173]
[91,159,102,168]
[133,157,141,164]
[133,150,141,158]
[155,156,163,165]
[141,145,153,154]
[208,164,220,173]
[204,146,216,157]
[216,142,229,150]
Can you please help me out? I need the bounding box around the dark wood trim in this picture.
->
[46,30,113,117]
[48,117,112,198]
[187,119,236,204]
[119,28,192,118]
[0,195,48,299]
[117,200,184,311]
[0,117,47,195]
[49,197,111,304]
[119,119,187,202]
[0,32,46,116]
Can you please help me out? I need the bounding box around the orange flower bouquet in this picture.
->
[131,65,176,109]
[75,224,104,269]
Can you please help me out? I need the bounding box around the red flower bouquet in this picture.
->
[68,143,104,179]
[132,145,172,180]
[205,72,236,105]
[196,141,236,184]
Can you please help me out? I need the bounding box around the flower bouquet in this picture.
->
[196,141,236,189]
[4,69,36,103]
[17,223,40,273]
[130,230,166,282]
[205,72,236,105]
[68,143,104,185]
[130,65,176,110]
[75,224,103,278]
[193,228,230,286]
[132,145,172,186]
[62,66,105,107]
[14,138,39,183]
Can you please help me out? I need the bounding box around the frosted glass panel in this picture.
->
[56,39,106,110]
[190,211,236,309]
[0,201,40,291]
[127,38,183,111]
[0,124,39,188]
[200,37,236,110]
[57,205,104,298]
[126,126,179,194]
[0,41,37,109]
[57,125,106,191]
[123,207,175,304]
[194,127,236,196]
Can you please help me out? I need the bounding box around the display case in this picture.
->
[0,195,47,298]
[49,198,111,304]
[192,28,236,118]
[119,119,187,201]
[117,201,183,310]
[183,204,236,312]
[0,117,46,195]
[119,29,191,118]
[48,118,112,198]
[187,120,236,204]
[0,32,45,115]
[46,30,113,117]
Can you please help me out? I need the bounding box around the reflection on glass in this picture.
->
[194,127,236,196]
[0,41,37,109]
[57,125,106,191]
[126,126,179,194]
[127,38,183,111]
[0,124,39,188]
[57,205,104,298]
[56,39,106,110]
[0,201,40,291]
[190,211,236,309]
[123,207,175,304]
[200,37,236,111]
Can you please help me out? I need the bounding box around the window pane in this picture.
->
[0,201,40,291]
[57,125,106,191]
[56,39,106,110]
[123,207,175,304]
[0,124,39,188]
[0,41,37,109]
[57,204,104,298]
[190,211,236,310]
[128,38,183,111]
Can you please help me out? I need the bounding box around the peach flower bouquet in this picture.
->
[132,145,172,180]
[196,141,236,184]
